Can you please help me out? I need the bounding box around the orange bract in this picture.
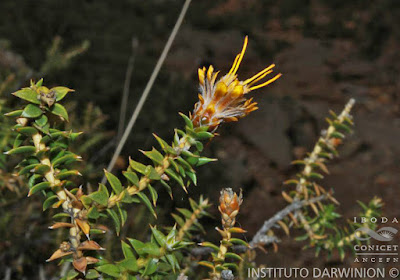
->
[191,36,281,130]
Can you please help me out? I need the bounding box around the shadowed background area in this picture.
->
[0,0,399,278]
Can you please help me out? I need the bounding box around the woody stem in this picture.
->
[32,133,82,256]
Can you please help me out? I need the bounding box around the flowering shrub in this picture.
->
[4,37,382,280]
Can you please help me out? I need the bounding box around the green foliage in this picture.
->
[307,197,383,260]
[92,113,216,235]
[265,99,384,261]
[3,80,385,280]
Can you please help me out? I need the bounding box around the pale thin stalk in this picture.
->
[250,194,328,247]
[102,0,192,184]
[117,37,139,140]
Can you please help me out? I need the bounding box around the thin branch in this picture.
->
[102,0,192,184]
[117,37,139,141]
[188,196,328,258]
[249,194,328,247]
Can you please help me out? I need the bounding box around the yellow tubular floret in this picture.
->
[198,68,205,86]
[207,65,214,80]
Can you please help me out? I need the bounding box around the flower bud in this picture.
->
[218,188,242,229]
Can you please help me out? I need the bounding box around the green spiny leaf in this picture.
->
[13,134,26,149]
[225,252,243,261]
[5,145,36,155]
[89,184,109,207]
[123,171,139,185]
[165,254,180,272]
[333,121,352,133]
[65,270,79,280]
[198,261,214,269]
[222,263,239,271]
[35,114,48,127]
[18,163,39,175]
[171,213,185,227]
[52,154,81,167]
[136,192,157,218]
[150,226,166,247]
[106,209,121,235]
[56,170,81,179]
[119,257,138,273]
[86,269,100,279]
[43,195,58,211]
[50,103,69,121]
[117,203,127,226]
[196,157,217,166]
[230,238,249,247]
[176,208,192,219]
[141,147,164,165]
[12,88,40,104]
[29,181,51,196]
[186,171,197,185]
[142,259,157,276]
[35,78,43,87]
[200,242,219,251]
[194,131,214,140]
[145,165,161,180]
[330,131,345,139]
[164,168,184,187]
[129,158,147,174]
[127,238,145,254]
[121,240,135,259]
[160,180,173,199]
[96,264,121,277]
[179,112,193,129]
[16,126,37,136]
[88,206,100,219]
[105,170,123,194]
[5,109,23,117]
[52,86,74,101]
[21,104,42,118]
[147,185,158,207]
[32,164,51,175]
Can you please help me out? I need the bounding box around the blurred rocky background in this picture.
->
[0,0,399,278]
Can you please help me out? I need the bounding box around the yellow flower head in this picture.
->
[191,36,281,131]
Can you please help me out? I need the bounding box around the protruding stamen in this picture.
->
[228,55,240,75]
[243,64,276,85]
[249,73,282,91]
[228,36,248,75]
[247,70,273,86]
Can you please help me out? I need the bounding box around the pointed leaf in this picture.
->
[21,104,42,118]
[136,192,157,218]
[89,184,109,207]
[29,181,52,196]
[53,86,74,101]
[141,148,164,165]
[123,171,139,185]
[50,103,69,121]
[121,240,135,259]
[12,88,40,104]
[5,146,36,155]
[105,170,123,194]
[96,264,120,277]
[106,209,121,235]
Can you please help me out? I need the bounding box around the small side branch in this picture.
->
[250,194,328,247]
